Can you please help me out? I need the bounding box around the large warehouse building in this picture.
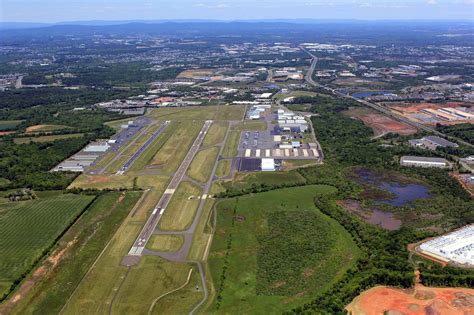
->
[400,156,451,168]
[418,225,474,266]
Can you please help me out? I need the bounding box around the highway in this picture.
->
[128,120,213,256]
[301,48,473,148]
[116,121,169,175]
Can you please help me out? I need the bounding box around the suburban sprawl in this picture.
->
[0,20,473,315]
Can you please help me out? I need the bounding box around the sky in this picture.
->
[1,0,473,23]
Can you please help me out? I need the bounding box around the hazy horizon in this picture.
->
[1,0,473,23]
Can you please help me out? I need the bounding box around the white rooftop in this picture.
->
[419,224,474,265]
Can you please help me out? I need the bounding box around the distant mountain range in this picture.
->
[1,19,472,31]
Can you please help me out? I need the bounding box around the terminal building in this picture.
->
[418,224,474,266]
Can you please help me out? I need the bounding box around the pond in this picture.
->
[354,168,431,208]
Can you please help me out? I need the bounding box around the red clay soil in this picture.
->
[361,114,417,136]
[346,285,474,315]
[346,108,417,136]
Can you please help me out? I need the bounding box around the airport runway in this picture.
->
[128,120,213,256]
[116,121,170,175]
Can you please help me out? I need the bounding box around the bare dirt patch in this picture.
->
[451,173,474,197]
[346,285,474,315]
[345,108,417,136]
[337,200,402,230]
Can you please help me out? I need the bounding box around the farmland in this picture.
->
[0,193,95,299]
[13,133,85,144]
[0,120,23,131]
[6,191,142,315]
[207,185,359,313]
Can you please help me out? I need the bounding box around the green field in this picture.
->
[158,181,202,231]
[0,193,95,298]
[203,122,228,147]
[13,133,85,144]
[150,122,202,173]
[8,191,142,315]
[148,105,244,121]
[207,185,359,313]
[228,170,307,190]
[128,123,179,172]
[112,257,203,315]
[146,235,184,252]
[222,130,240,157]
[62,187,193,315]
[231,120,267,131]
[187,146,220,183]
[215,159,231,178]
[0,120,23,131]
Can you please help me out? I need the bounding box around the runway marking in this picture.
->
[164,188,176,194]
[202,194,207,200]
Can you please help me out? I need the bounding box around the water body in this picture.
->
[351,91,393,98]
[379,182,431,207]
[354,168,431,207]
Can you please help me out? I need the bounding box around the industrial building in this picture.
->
[52,141,112,172]
[261,158,275,171]
[400,156,451,168]
[409,136,459,150]
[418,224,474,266]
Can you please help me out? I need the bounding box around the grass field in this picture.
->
[62,186,193,315]
[128,123,179,172]
[24,124,70,133]
[0,193,95,298]
[13,133,84,144]
[158,181,202,231]
[206,185,359,313]
[150,122,202,173]
[202,122,228,147]
[112,257,203,315]
[150,264,204,315]
[8,192,142,315]
[227,170,307,190]
[231,120,267,131]
[187,199,215,261]
[148,105,244,121]
[215,159,231,178]
[222,130,240,157]
[0,120,23,131]
[146,235,184,252]
[62,189,160,314]
[187,146,220,183]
